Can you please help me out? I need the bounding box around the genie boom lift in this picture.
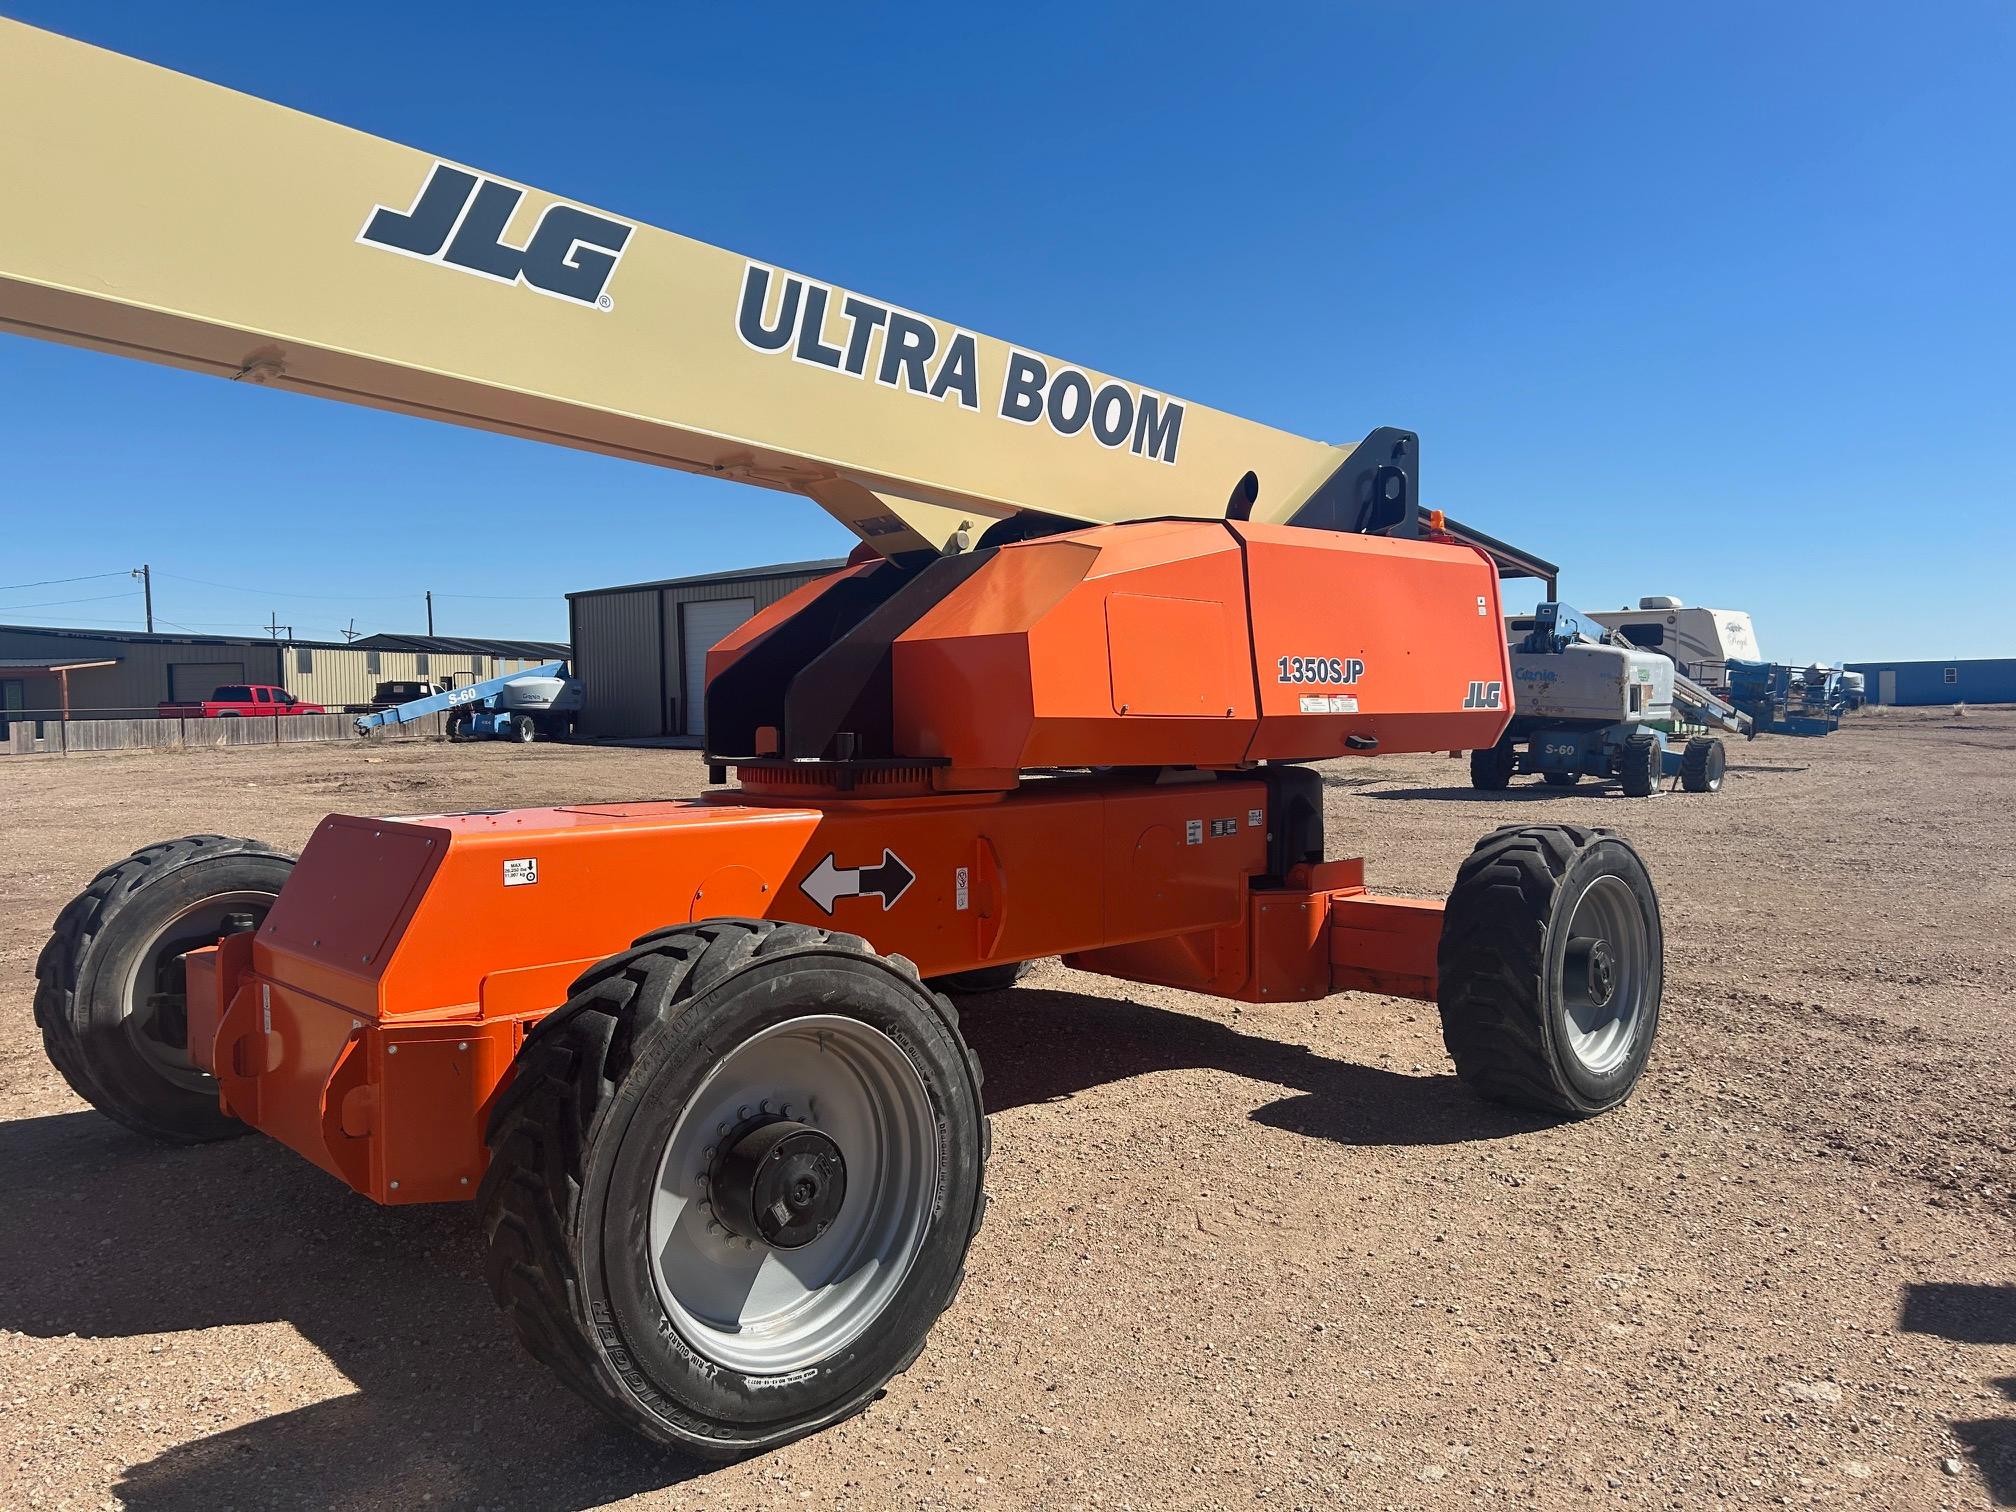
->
[4,22,1667,1457]
[353,660,583,743]
[1475,602,1750,795]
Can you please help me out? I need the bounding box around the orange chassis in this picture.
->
[184,507,1510,1206]
[183,785,1442,1205]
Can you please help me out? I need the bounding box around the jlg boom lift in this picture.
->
[2,21,1665,1456]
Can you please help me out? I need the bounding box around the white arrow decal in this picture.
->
[798,848,916,916]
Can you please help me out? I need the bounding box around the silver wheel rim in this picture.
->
[648,1014,936,1375]
[1558,874,1649,1075]
[119,890,274,1092]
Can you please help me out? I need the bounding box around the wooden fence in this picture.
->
[2,711,448,756]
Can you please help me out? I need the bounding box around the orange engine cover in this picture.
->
[891,520,1509,780]
[710,519,1511,786]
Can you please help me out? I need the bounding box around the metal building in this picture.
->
[299,633,570,709]
[1845,658,2016,707]
[568,560,846,739]
[0,623,568,725]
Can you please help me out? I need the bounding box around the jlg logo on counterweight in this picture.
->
[359,162,633,309]
[1463,680,1504,710]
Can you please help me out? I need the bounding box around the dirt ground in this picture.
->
[1,709,2010,1511]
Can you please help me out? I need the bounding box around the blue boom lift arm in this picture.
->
[353,661,567,735]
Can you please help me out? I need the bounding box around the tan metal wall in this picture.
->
[0,629,560,717]
[281,647,542,709]
[571,567,839,739]
[0,627,283,717]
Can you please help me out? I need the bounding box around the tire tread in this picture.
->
[33,835,290,1144]
[477,917,988,1454]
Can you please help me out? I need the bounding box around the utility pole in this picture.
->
[265,612,291,641]
[131,564,152,632]
[341,617,359,642]
[425,590,434,635]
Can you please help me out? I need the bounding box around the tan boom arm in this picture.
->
[0,20,1375,555]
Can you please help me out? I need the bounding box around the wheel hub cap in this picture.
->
[711,1120,847,1250]
[1559,875,1649,1074]
[1571,938,1617,1010]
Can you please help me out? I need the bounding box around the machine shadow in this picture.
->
[0,1111,700,1511]
[959,985,1549,1147]
[1899,1282,2016,1505]
[0,987,1529,1509]
[1358,783,1627,802]
[1899,1282,2016,1347]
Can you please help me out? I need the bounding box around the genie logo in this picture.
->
[359,162,633,310]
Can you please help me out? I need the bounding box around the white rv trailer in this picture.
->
[1587,597,1763,690]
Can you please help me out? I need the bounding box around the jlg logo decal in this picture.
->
[1462,680,1504,710]
[359,162,634,309]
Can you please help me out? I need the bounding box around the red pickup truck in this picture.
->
[158,684,326,718]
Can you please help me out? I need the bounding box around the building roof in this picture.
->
[0,622,349,651]
[569,558,850,600]
[0,623,565,658]
[0,656,121,672]
[1844,657,2016,670]
[352,632,572,659]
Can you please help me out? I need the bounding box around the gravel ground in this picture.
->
[1,709,2010,1511]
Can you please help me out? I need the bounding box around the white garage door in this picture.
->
[682,597,755,737]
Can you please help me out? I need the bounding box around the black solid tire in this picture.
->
[510,713,537,744]
[1469,740,1517,791]
[926,960,1026,994]
[34,835,296,1143]
[1436,824,1663,1116]
[1542,771,1580,788]
[1618,731,1661,797]
[479,919,988,1457]
[1680,735,1725,793]
[448,711,473,740]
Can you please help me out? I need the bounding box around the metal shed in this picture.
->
[0,623,571,719]
[1845,658,2016,707]
[0,624,291,718]
[568,560,847,739]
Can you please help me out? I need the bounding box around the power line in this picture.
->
[0,569,130,592]
[152,570,414,602]
[433,591,562,601]
[0,589,139,612]
[151,570,558,605]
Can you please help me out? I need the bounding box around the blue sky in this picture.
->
[2,3,2010,661]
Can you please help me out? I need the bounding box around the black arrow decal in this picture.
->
[799,847,916,915]
[857,849,915,907]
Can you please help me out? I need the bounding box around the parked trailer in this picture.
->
[352,660,582,743]
[1726,659,1845,736]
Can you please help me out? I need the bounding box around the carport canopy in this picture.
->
[0,657,119,718]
